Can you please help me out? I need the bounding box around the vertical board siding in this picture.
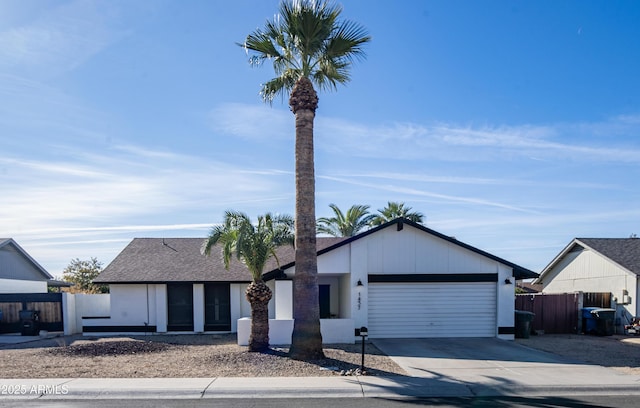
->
[363,225,499,275]
[26,302,62,323]
[0,302,21,322]
[368,282,497,338]
[516,293,581,334]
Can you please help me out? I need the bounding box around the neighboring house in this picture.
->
[0,238,55,293]
[92,219,537,341]
[516,281,542,294]
[535,238,640,322]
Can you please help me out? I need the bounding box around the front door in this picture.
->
[204,283,231,331]
[319,284,331,319]
[167,283,194,331]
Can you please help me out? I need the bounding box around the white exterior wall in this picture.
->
[0,278,47,294]
[82,284,159,333]
[155,284,167,332]
[237,318,354,345]
[266,280,276,319]
[363,226,498,275]
[108,284,152,326]
[542,249,639,317]
[275,280,292,319]
[338,274,351,318]
[230,283,249,333]
[82,283,251,334]
[62,292,76,335]
[193,284,204,333]
[318,244,350,273]
[350,238,369,331]
[75,294,110,317]
[350,224,513,339]
[497,264,515,339]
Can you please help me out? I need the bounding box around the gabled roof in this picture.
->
[96,218,537,283]
[274,218,538,280]
[536,238,640,283]
[0,238,53,280]
[95,237,345,284]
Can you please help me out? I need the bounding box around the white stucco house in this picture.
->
[534,238,640,322]
[0,238,55,294]
[92,218,537,342]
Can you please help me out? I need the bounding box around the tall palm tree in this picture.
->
[370,201,425,226]
[241,0,370,360]
[201,211,294,352]
[317,203,374,237]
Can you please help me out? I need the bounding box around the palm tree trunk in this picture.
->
[289,77,324,360]
[245,281,272,352]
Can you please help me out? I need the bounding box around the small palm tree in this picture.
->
[241,0,370,360]
[201,211,294,352]
[317,204,374,237]
[370,202,425,226]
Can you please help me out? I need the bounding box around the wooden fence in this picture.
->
[515,292,612,334]
[0,293,63,333]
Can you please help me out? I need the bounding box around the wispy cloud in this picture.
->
[208,103,292,142]
[0,0,131,78]
[318,175,539,214]
[0,143,293,236]
[213,102,640,163]
[333,170,620,190]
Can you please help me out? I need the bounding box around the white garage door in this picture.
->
[368,282,497,338]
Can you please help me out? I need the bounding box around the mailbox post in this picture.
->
[359,326,368,373]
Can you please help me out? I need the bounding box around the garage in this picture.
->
[368,280,497,338]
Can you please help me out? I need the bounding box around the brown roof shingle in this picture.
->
[95,237,345,284]
[577,238,640,276]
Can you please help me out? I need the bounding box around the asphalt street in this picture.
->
[1,396,639,408]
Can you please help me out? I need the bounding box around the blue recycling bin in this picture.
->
[582,307,599,334]
[583,307,615,336]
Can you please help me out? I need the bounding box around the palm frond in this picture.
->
[202,211,295,282]
[241,0,370,100]
[316,203,372,237]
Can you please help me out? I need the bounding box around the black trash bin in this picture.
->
[19,310,40,336]
[515,310,535,338]
[590,308,615,336]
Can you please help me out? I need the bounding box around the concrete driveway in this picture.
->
[371,337,640,396]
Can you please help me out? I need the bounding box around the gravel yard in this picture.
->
[517,333,640,375]
[0,333,406,378]
[2,332,639,378]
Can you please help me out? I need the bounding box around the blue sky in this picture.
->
[1,0,639,276]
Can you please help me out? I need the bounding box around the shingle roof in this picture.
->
[96,218,537,283]
[95,237,345,284]
[576,238,640,276]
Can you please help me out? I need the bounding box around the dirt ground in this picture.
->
[516,333,640,375]
[0,333,406,378]
[1,332,639,378]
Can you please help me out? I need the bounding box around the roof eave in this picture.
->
[265,218,538,280]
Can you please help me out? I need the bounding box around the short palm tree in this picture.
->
[201,211,294,352]
[241,0,370,360]
[371,202,425,226]
[317,203,374,237]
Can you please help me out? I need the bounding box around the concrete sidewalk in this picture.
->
[0,377,446,400]
[1,374,640,400]
[2,336,640,399]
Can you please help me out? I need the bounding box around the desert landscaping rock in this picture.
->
[2,333,639,378]
[0,334,406,378]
